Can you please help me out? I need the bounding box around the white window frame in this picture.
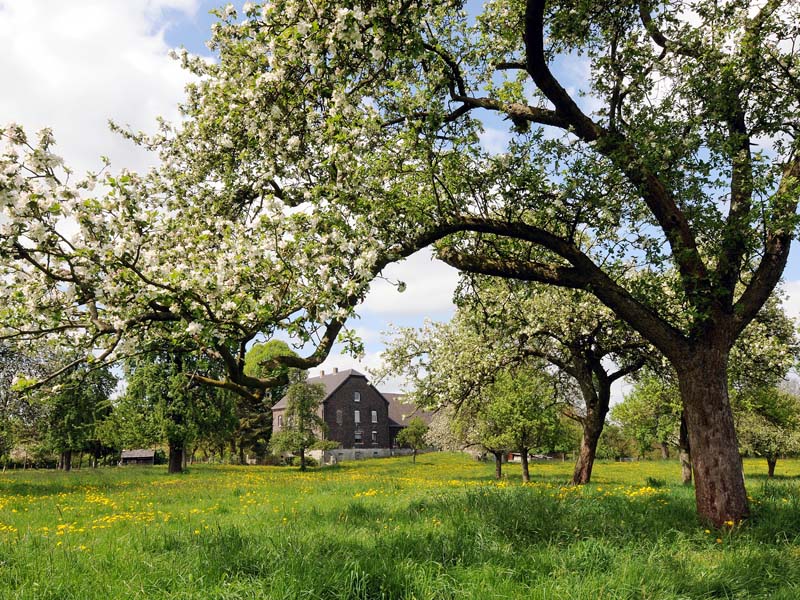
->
[371,410,378,424]
[354,391,361,402]
[336,409,343,425]
[371,430,378,443]
[354,409,361,424]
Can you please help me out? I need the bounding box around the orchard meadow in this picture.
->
[1,453,799,599]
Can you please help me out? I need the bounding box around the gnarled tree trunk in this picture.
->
[572,420,603,485]
[571,372,613,485]
[677,347,749,526]
[168,442,184,474]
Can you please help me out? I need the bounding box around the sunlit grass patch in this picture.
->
[0,454,798,598]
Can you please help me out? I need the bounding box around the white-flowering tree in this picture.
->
[3,0,800,525]
[0,125,426,403]
[456,276,650,484]
[121,0,800,524]
[735,385,800,477]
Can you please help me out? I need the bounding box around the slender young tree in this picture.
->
[395,417,429,463]
[269,378,329,471]
[734,385,800,477]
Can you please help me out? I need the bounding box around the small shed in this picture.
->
[119,449,155,466]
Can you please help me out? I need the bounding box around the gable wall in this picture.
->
[323,377,391,449]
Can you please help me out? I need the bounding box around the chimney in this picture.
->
[320,370,325,376]
[333,367,339,374]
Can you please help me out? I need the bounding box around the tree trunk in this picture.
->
[168,442,184,474]
[239,446,245,465]
[571,367,612,485]
[767,456,777,478]
[660,442,669,459]
[493,451,503,479]
[78,452,83,469]
[412,449,417,464]
[572,421,603,485]
[520,448,530,483]
[299,447,306,471]
[677,348,749,526]
[679,414,692,485]
[61,450,72,472]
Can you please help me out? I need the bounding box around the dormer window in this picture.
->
[354,391,361,402]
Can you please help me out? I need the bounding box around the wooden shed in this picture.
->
[119,449,155,466]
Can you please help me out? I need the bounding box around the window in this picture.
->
[277,415,283,429]
[354,391,361,402]
[371,410,378,424]
[354,410,361,424]
[336,409,343,425]
[354,430,362,442]
[371,431,377,443]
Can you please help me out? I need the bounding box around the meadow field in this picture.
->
[0,453,799,599]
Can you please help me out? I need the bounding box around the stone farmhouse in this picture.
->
[271,368,432,462]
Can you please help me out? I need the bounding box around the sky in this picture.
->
[2,1,799,397]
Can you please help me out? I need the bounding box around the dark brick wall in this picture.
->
[323,377,391,449]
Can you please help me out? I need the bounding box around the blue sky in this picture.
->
[2,1,798,395]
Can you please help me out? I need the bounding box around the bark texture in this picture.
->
[679,415,692,485]
[572,423,603,485]
[678,348,749,526]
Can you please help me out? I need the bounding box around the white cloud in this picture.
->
[781,280,800,323]
[479,126,512,155]
[0,0,199,175]
[359,248,460,318]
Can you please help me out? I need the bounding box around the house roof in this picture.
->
[271,370,434,429]
[271,369,373,410]
[120,449,155,459]
[384,393,434,428]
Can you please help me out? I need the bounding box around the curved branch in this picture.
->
[525,0,603,141]
[638,2,701,58]
[432,216,686,358]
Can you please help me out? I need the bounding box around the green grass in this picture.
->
[1,454,799,599]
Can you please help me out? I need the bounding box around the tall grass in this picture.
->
[0,455,798,599]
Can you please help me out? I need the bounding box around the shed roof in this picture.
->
[120,449,155,459]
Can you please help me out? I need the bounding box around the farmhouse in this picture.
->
[271,368,432,462]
